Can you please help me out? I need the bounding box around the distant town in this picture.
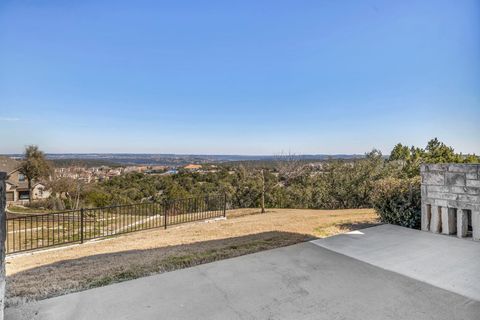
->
[2,153,364,184]
[54,162,209,183]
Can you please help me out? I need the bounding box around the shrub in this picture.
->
[25,198,65,211]
[84,190,112,207]
[371,177,421,229]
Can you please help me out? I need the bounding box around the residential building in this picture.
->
[0,156,50,204]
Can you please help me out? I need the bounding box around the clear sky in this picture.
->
[1,0,479,155]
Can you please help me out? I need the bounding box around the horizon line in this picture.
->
[1,152,367,157]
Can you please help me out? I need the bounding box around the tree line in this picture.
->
[20,139,479,222]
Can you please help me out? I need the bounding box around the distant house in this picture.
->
[0,156,50,204]
[183,164,202,170]
[162,169,179,175]
[107,169,122,177]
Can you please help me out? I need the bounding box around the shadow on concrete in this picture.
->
[6,231,312,306]
[337,221,382,230]
[7,218,380,306]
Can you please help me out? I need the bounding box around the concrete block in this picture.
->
[426,185,449,193]
[423,172,445,186]
[430,206,442,234]
[466,172,478,180]
[457,194,480,203]
[433,199,448,207]
[457,209,469,238]
[448,164,478,173]
[421,204,431,231]
[441,207,456,235]
[445,172,466,186]
[425,164,449,172]
[472,211,480,241]
[450,186,480,195]
[427,192,458,201]
[466,179,480,188]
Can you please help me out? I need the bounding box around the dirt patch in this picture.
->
[6,208,379,306]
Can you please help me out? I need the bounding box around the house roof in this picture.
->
[0,156,48,192]
[0,156,20,175]
[0,156,30,189]
[184,164,202,170]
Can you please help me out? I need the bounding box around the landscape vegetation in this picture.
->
[10,138,479,230]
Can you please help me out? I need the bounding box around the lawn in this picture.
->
[7,206,56,215]
[6,208,379,307]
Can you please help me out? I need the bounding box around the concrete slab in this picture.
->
[312,224,480,301]
[6,241,480,320]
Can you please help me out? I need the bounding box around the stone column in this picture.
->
[472,211,480,241]
[0,172,6,320]
[430,206,442,233]
[441,207,456,235]
[457,209,469,238]
[421,204,431,231]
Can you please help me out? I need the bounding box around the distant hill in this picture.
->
[2,153,365,167]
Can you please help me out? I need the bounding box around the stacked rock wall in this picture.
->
[420,164,480,240]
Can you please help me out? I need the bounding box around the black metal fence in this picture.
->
[6,194,227,254]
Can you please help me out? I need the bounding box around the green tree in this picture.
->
[463,154,480,163]
[19,145,51,204]
[424,138,460,163]
[389,143,411,161]
[388,138,478,178]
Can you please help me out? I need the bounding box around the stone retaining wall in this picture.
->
[420,164,480,240]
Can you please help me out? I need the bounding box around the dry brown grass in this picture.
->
[6,208,379,306]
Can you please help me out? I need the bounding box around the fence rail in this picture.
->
[6,194,227,254]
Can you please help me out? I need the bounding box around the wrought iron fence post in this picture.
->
[164,200,168,230]
[223,193,227,217]
[0,172,6,320]
[80,208,84,244]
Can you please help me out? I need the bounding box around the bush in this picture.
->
[11,198,64,212]
[25,198,65,211]
[371,177,421,229]
[84,190,112,207]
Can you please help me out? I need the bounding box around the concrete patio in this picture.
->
[312,224,480,301]
[6,225,480,320]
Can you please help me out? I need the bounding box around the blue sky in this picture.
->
[1,0,479,155]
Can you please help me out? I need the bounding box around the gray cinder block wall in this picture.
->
[0,172,6,320]
[421,164,480,240]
